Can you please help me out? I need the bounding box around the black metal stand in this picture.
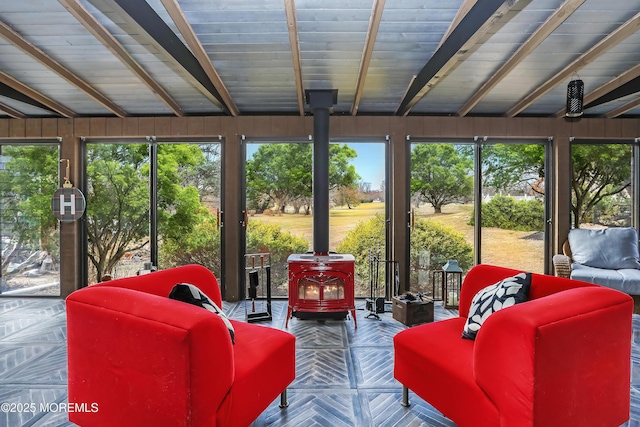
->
[245,253,272,323]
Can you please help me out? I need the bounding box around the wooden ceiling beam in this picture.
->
[99,0,231,115]
[351,0,385,116]
[605,96,640,118]
[459,0,584,117]
[0,100,26,119]
[159,0,238,116]
[395,0,525,116]
[285,0,305,116]
[439,0,477,49]
[0,20,127,117]
[507,10,640,117]
[0,71,76,117]
[59,0,184,117]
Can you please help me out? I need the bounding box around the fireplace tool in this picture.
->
[366,248,385,320]
[245,253,273,323]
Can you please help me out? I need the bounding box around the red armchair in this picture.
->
[66,264,296,427]
[394,264,632,427]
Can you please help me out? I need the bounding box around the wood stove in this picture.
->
[286,254,356,328]
[285,89,357,328]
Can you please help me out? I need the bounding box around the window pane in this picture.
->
[86,143,150,283]
[571,143,632,228]
[245,142,312,297]
[332,142,387,298]
[244,141,381,298]
[0,144,60,296]
[409,143,475,296]
[158,142,222,278]
[480,143,546,273]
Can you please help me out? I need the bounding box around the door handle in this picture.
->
[242,210,248,230]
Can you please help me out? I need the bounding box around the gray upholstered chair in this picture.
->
[553,227,640,313]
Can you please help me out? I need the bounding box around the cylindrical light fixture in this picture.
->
[566,78,584,117]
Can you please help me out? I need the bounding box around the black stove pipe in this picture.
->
[305,89,337,255]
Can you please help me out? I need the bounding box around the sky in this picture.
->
[245,141,386,191]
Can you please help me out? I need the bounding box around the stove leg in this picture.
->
[279,390,289,408]
[401,386,410,407]
[351,308,357,328]
[285,306,293,328]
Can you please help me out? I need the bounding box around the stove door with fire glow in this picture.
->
[293,270,353,310]
[299,274,346,300]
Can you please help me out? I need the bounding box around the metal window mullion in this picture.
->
[474,143,482,266]
[150,143,158,269]
[634,141,640,230]
[544,139,553,275]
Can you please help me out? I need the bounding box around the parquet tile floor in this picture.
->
[1,297,638,426]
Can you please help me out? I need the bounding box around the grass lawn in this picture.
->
[413,203,544,273]
[251,202,386,251]
[252,201,544,274]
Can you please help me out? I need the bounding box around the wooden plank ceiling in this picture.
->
[0,0,638,119]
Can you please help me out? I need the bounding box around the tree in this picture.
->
[333,185,360,209]
[246,143,360,213]
[0,145,59,276]
[482,144,545,196]
[178,143,221,207]
[246,144,310,213]
[411,144,473,213]
[571,144,631,227]
[86,144,151,280]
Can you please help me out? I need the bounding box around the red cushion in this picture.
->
[394,318,499,427]
[217,321,296,427]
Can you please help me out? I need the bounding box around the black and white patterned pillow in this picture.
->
[462,272,531,340]
[169,283,235,344]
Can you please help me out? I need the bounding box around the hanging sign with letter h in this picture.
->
[51,159,86,223]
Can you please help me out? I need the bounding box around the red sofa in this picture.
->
[394,264,633,427]
[66,264,296,427]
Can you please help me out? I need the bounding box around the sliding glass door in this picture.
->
[408,139,550,296]
[85,140,222,284]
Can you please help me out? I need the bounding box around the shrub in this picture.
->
[161,218,308,295]
[337,215,386,295]
[410,219,473,271]
[246,220,309,293]
[160,215,222,277]
[470,195,544,231]
[337,215,473,296]
[409,219,473,295]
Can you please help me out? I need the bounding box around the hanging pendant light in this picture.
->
[566,74,584,118]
